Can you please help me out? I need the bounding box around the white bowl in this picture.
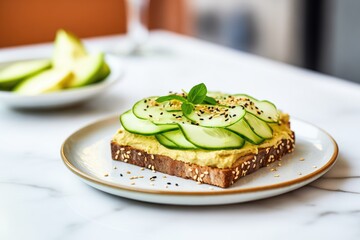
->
[0,55,124,109]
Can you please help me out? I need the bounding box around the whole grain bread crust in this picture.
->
[111,131,295,188]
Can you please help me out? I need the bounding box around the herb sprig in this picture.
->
[156,83,217,115]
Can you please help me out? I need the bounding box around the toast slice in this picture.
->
[111,116,295,188]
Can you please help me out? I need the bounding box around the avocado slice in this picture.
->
[65,53,105,88]
[14,68,73,95]
[52,29,87,68]
[0,59,51,90]
[94,62,111,83]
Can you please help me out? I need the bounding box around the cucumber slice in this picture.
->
[184,105,245,127]
[226,119,264,144]
[65,53,105,88]
[163,100,182,112]
[244,113,273,139]
[155,134,178,149]
[14,69,73,95]
[161,130,198,149]
[179,124,245,150]
[132,97,191,125]
[216,94,279,123]
[120,110,178,135]
[53,29,87,68]
[0,60,51,90]
[235,94,279,122]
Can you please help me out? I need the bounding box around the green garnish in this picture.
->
[156,83,217,115]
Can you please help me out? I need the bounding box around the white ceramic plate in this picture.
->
[61,116,338,205]
[0,55,124,109]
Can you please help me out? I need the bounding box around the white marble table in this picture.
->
[1,31,360,240]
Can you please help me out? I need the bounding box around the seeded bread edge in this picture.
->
[110,132,295,188]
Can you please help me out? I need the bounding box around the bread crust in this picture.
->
[110,132,295,188]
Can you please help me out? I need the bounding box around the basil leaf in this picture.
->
[181,102,193,115]
[203,96,217,105]
[156,95,187,103]
[187,83,207,104]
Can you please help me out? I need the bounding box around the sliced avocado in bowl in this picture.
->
[14,68,73,95]
[94,62,111,83]
[65,52,105,88]
[0,59,51,90]
[52,29,87,68]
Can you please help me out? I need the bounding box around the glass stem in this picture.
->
[126,0,149,50]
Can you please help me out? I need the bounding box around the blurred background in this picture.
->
[1,0,359,84]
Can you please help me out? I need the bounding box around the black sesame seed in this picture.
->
[144,100,147,103]
[149,115,153,117]
[225,118,229,121]
[172,114,176,117]
[209,116,213,120]
[167,182,171,185]
[233,114,236,117]
[175,183,179,186]
[199,118,204,121]
[160,112,163,115]
[120,174,123,177]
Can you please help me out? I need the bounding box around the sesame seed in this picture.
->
[298,172,302,175]
[197,182,201,185]
[126,171,131,174]
[299,157,305,161]
[274,174,280,177]
[138,152,142,156]
[130,182,135,185]
[113,166,117,169]
[163,176,167,178]
[104,173,109,177]
[313,165,318,168]
[141,168,144,171]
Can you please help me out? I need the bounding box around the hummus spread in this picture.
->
[112,114,293,168]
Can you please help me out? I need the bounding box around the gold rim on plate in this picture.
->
[60,116,339,196]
